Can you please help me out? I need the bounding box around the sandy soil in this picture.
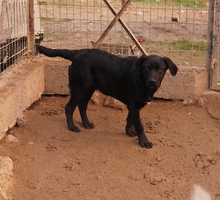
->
[1,95,220,200]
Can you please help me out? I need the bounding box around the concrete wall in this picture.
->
[0,56,209,137]
[155,66,209,99]
[0,58,45,139]
[44,57,209,100]
[44,58,70,94]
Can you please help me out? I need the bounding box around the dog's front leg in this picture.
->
[126,119,137,137]
[126,106,153,148]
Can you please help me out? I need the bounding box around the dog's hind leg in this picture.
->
[65,96,80,132]
[78,89,95,129]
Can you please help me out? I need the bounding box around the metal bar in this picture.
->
[103,0,148,56]
[92,0,132,49]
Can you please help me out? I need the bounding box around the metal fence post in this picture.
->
[27,0,35,56]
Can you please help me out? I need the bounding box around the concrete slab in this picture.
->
[0,58,45,136]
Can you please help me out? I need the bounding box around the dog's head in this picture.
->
[135,55,178,93]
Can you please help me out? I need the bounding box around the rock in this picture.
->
[183,98,207,107]
[16,114,27,127]
[90,92,100,105]
[183,98,196,106]
[0,157,13,199]
[104,96,125,110]
[5,134,19,143]
[6,129,13,134]
[196,98,206,107]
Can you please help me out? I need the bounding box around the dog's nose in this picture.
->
[150,79,156,85]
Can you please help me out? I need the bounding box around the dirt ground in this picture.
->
[1,95,220,200]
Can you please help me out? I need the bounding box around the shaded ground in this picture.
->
[1,95,220,199]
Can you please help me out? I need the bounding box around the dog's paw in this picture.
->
[138,134,153,148]
[68,125,80,132]
[83,122,95,129]
[139,140,153,148]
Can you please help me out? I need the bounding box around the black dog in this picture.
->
[38,46,178,148]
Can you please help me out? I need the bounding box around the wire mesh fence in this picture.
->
[0,0,43,73]
[0,0,28,72]
[38,0,209,67]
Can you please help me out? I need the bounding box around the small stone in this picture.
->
[183,98,196,106]
[7,129,13,134]
[104,96,125,110]
[0,156,13,199]
[27,141,34,145]
[5,134,19,143]
[197,98,206,107]
[16,114,27,127]
[90,92,100,105]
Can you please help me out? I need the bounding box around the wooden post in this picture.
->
[0,0,8,40]
[93,0,132,49]
[211,0,220,90]
[27,0,35,56]
[206,0,214,88]
[122,0,127,6]
[103,0,148,56]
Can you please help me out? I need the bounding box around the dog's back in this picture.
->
[40,46,119,62]
[38,46,137,72]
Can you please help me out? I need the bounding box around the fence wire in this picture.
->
[38,0,209,67]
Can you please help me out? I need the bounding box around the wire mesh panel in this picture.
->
[0,0,28,72]
[0,0,43,73]
[38,0,208,66]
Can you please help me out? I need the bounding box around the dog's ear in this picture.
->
[135,55,148,68]
[163,57,178,76]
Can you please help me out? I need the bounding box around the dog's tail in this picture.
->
[38,46,77,61]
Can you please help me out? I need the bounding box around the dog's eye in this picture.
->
[157,69,163,73]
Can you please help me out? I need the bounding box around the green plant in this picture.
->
[131,0,207,8]
[41,17,53,22]
[41,17,69,24]
[37,0,46,5]
[170,40,207,51]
